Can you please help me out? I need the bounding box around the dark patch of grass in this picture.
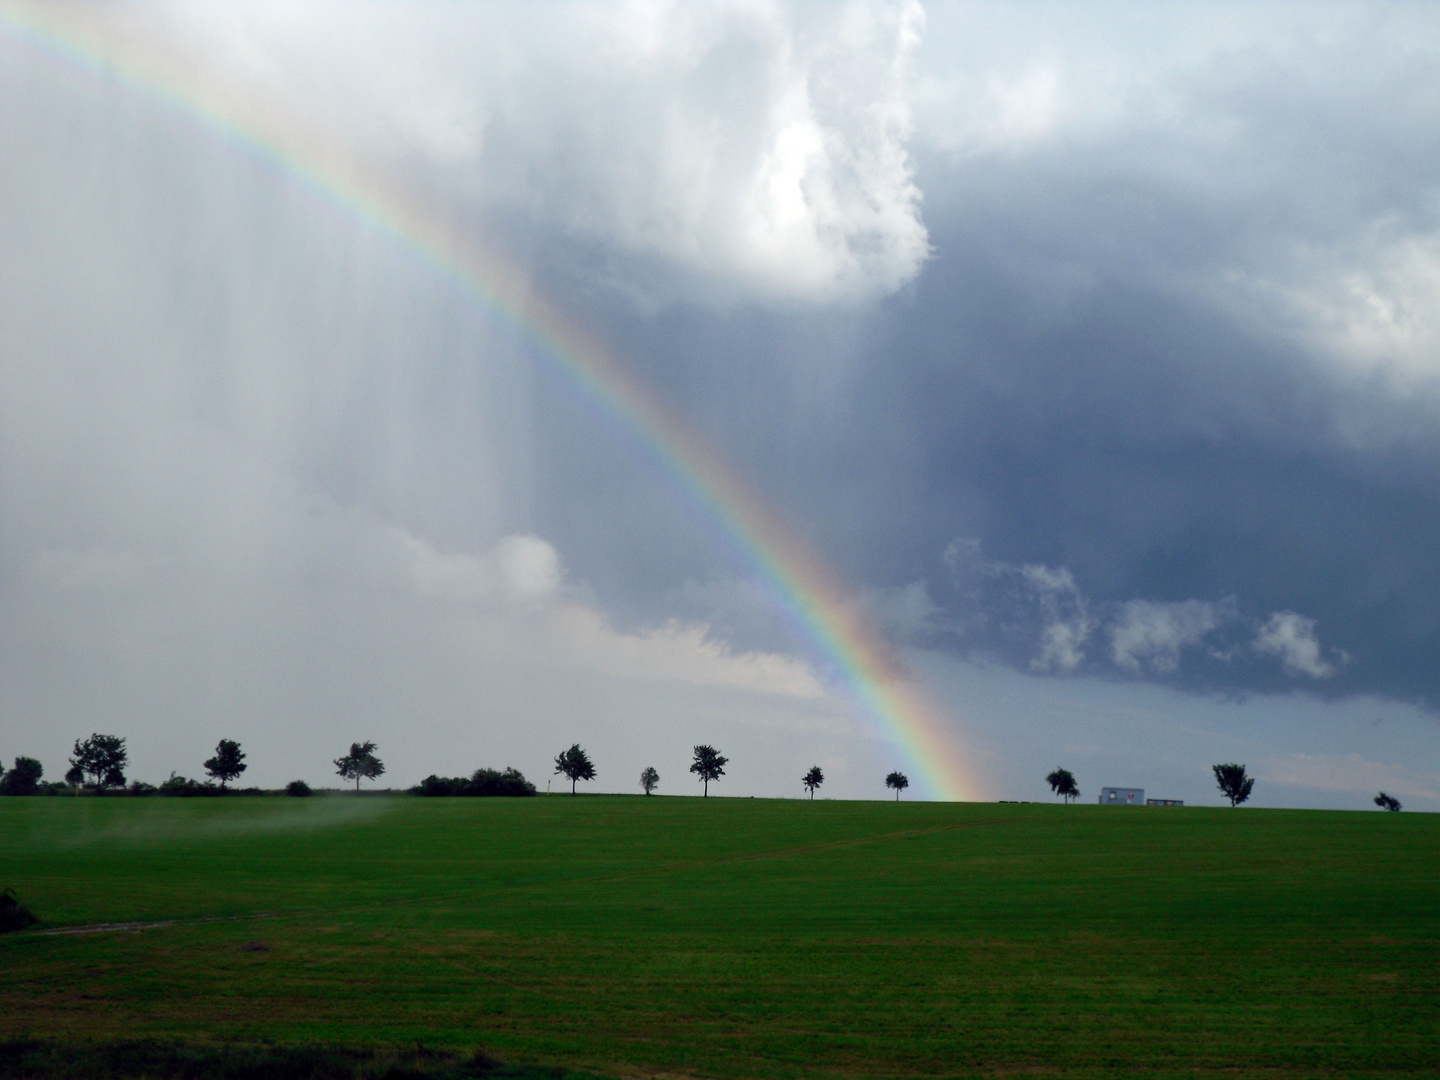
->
[0,890,37,933]
[0,1039,592,1079]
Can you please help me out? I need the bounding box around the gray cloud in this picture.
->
[3,2,1439,809]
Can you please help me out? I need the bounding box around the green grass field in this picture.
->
[0,795,1435,1078]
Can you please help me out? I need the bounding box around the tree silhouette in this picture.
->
[1046,767,1080,803]
[203,739,247,790]
[553,744,596,794]
[69,734,128,790]
[690,745,727,796]
[802,766,824,800]
[1374,791,1402,811]
[885,771,909,801]
[0,757,43,796]
[334,741,385,792]
[1212,762,1254,806]
[640,766,660,795]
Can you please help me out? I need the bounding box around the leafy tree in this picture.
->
[1046,767,1080,803]
[0,756,43,796]
[885,771,909,801]
[1213,762,1254,807]
[802,766,824,800]
[203,739,247,789]
[553,744,596,794]
[640,766,660,795]
[286,780,312,797]
[334,741,385,792]
[69,734,128,790]
[1374,791,1402,812]
[690,744,727,796]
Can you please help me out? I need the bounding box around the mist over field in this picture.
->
[1,1,1438,808]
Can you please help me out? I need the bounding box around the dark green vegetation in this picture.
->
[1046,767,1080,803]
[0,798,1435,1078]
[551,746,595,795]
[1213,762,1255,807]
[334,742,386,792]
[414,769,536,797]
[0,1038,588,1079]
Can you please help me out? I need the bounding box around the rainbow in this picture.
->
[0,2,979,800]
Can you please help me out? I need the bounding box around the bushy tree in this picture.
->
[286,780,312,797]
[640,766,660,795]
[0,756,43,796]
[803,766,824,800]
[203,739,247,789]
[334,741,385,792]
[69,734,128,790]
[1046,767,1080,803]
[885,771,909,801]
[553,744,596,794]
[1213,762,1254,807]
[1374,791,1402,812]
[690,745,727,796]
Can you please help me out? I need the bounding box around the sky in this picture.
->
[1,0,1438,809]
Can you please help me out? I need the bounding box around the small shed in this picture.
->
[1099,786,1144,805]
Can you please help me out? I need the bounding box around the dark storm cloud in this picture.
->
[510,8,1440,709]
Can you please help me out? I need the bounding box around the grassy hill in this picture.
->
[0,795,1434,1078]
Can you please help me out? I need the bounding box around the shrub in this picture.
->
[412,768,536,797]
[470,767,536,797]
[126,780,158,796]
[0,889,37,933]
[158,773,221,797]
[286,780,313,797]
[414,775,472,797]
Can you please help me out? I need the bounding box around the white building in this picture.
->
[1099,786,1144,805]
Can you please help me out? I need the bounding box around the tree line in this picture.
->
[0,733,917,801]
[10,735,1401,809]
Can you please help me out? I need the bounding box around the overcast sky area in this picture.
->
[2,0,1438,809]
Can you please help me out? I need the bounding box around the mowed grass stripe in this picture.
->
[0,796,1435,1078]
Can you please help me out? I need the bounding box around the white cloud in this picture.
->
[1223,228,1440,383]
[397,531,561,607]
[1019,564,1094,673]
[1110,598,1233,674]
[554,610,826,699]
[132,0,931,304]
[1254,611,1343,679]
[394,527,824,698]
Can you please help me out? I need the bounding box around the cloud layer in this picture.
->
[140,0,931,303]
[2,2,1439,808]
